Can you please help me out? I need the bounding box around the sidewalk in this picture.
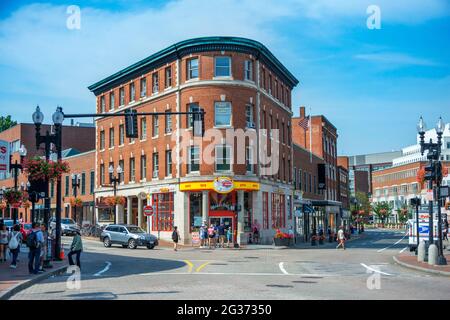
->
[393,252,450,276]
[0,245,67,300]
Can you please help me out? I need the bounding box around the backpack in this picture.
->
[172,231,178,241]
[26,231,39,249]
[8,232,19,250]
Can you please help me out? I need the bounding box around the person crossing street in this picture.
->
[336,226,346,250]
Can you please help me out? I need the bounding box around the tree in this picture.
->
[0,115,17,133]
[396,204,409,224]
[372,201,392,226]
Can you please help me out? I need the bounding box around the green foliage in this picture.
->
[372,201,392,222]
[0,115,17,133]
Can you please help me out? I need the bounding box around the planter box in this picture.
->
[274,238,290,246]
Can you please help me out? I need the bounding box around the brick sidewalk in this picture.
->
[394,252,450,276]
[0,245,66,299]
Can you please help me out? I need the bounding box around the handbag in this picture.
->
[8,232,19,250]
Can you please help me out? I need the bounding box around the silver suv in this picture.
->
[49,217,80,236]
[100,224,158,249]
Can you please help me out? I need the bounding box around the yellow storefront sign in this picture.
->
[180,180,260,192]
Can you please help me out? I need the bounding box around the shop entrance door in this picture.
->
[209,216,234,244]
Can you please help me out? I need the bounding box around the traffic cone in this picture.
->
[59,243,65,260]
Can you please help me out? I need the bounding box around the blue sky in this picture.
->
[0,0,449,155]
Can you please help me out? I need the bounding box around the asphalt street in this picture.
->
[10,229,450,300]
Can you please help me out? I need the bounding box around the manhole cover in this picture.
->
[292,280,317,284]
[266,284,293,288]
[301,276,323,279]
[244,256,259,259]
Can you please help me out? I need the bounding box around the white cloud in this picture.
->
[354,52,440,67]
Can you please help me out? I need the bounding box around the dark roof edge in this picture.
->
[88,37,299,94]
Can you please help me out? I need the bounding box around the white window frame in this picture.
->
[215,145,232,172]
[244,60,253,81]
[166,150,172,176]
[152,153,159,178]
[246,146,254,173]
[140,117,147,140]
[140,78,147,98]
[188,146,200,173]
[152,72,159,94]
[129,82,135,103]
[165,111,172,134]
[214,56,231,77]
[152,115,159,137]
[109,92,115,110]
[214,101,232,127]
[119,87,125,106]
[187,58,199,80]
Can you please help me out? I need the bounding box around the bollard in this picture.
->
[417,240,426,262]
[428,244,438,265]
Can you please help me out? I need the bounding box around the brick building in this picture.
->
[0,123,95,222]
[337,156,350,226]
[88,37,299,245]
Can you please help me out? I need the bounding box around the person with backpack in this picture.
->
[68,230,83,269]
[8,224,23,268]
[172,226,180,251]
[27,222,44,274]
[0,223,8,262]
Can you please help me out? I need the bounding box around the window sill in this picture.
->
[152,135,159,139]
[214,171,232,175]
[99,149,105,152]
[186,172,200,177]
[185,78,199,83]
[129,141,136,145]
[151,92,159,96]
[119,144,124,148]
[140,139,147,143]
[140,179,147,183]
[164,86,172,91]
[164,132,172,136]
[213,126,233,130]
[109,147,115,150]
[212,76,233,80]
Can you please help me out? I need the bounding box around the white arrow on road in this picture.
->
[360,263,392,276]
[279,262,289,275]
[94,261,112,277]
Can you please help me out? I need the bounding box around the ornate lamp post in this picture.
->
[109,164,123,224]
[10,144,27,225]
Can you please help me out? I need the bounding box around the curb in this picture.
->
[393,256,450,277]
[0,264,69,300]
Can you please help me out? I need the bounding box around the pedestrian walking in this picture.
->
[0,223,9,262]
[207,224,215,249]
[199,225,206,248]
[336,226,346,250]
[172,226,180,251]
[68,230,83,269]
[8,224,23,268]
[39,224,48,271]
[218,223,226,248]
[27,222,44,274]
[226,227,233,248]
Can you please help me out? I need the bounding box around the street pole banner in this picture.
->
[0,140,10,173]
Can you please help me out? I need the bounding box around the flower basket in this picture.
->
[4,190,27,206]
[273,229,293,246]
[0,200,7,210]
[24,157,70,182]
[70,197,83,208]
[104,196,126,207]
[311,235,319,246]
[22,200,31,209]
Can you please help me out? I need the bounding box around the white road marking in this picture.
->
[94,261,112,277]
[279,262,289,275]
[399,246,408,253]
[360,263,392,276]
[377,233,408,253]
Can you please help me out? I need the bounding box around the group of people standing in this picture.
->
[199,223,233,249]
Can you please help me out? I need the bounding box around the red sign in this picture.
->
[143,205,154,216]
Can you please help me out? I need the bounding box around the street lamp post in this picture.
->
[32,105,64,261]
[71,173,81,225]
[10,144,27,225]
[417,116,447,265]
[108,164,122,224]
[0,187,5,219]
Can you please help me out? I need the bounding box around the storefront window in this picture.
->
[262,192,269,229]
[189,192,203,231]
[243,192,253,232]
[98,208,113,222]
[271,193,285,228]
[152,193,174,231]
[209,192,234,211]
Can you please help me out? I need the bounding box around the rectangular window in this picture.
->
[80,173,86,195]
[109,92,115,110]
[274,79,278,99]
[90,171,94,194]
[189,192,203,232]
[187,58,199,80]
[245,105,253,126]
[244,60,253,80]
[151,193,174,232]
[165,110,172,133]
[100,130,105,150]
[140,117,147,140]
[100,96,105,113]
[299,169,302,191]
[262,192,269,229]
[109,127,114,148]
[100,164,105,185]
[166,150,172,177]
[214,101,232,127]
[65,176,69,197]
[165,67,172,88]
[268,74,272,94]
[261,110,266,129]
[152,153,159,178]
[140,155,147,180]
[119,160,124,183]
[188,146,200,173]
[261,68,266,89]
[152,72,159,93]
[246,146,253,173]
[119,87,125,106]
[129,158,135,182]
[152,115,159,137]
[119,124,124,145]
[129,82,135,102]
[140,78,147,98]
[215,145,231,172]
[214,56,231,77]
[187,103,199,128]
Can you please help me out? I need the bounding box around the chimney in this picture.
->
[299,106,305,118]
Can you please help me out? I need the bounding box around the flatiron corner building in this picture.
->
[89,37,299,245]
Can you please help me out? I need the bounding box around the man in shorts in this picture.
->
[218,223,226,248]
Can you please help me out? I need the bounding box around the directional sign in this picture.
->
[143,205,154,216]
[0,140,10,173]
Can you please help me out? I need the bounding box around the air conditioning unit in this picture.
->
[246,122,256,129]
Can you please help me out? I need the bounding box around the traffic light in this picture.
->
[125,109,138,138]
[424,162,436,181]
[193,108,205,137]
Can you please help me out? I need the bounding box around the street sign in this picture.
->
[143,205,154,216]
[0,140,10,173]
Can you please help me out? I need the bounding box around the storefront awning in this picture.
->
[180,178,260,193]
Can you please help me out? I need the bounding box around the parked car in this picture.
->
[100,224,158,249]
[49,217,80,236]
[20,222,32,241]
